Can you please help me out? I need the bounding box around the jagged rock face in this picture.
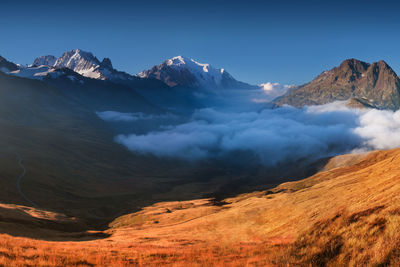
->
[54,49,103,79]
[138,56,258,90]
[101,58,113,69]
[33,55,57,67]
[0,56,19,72]
[32,49,133,81]
[275,59,400,110]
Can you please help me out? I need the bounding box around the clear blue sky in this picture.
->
[1,0,400,85]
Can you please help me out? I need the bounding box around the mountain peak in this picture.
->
[375,59,392,69]
[276,58,400,110]
[101,57,113,69]
[58,49,99,64]
[167,55,188,66]
[337,58,370,75]
[138,56,257,90]
[71,48,91,56]
[24,49,134,81]
[53,49,103,79]
[165,56,213,73]
[33,55,57,67]
[0,55,19,72]
[340,58,368,66]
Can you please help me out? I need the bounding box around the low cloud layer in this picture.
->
[114,102,400,165]
[192,82,294,108]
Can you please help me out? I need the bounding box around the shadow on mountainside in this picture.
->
[0,151,335,242]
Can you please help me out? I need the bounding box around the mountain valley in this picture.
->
[1,50,400,266]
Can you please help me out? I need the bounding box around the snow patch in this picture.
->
[9,66,55,80]
[164,56,226,87]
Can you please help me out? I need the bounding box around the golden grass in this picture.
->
[272,206,400,266]
[3,148,400,266]
[0,233,280,267]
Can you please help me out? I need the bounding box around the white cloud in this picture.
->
[354,109,400,150]
[261,82,293,94]
[115,103,362,165]
[252,82,294,103]
[113,102,400,166]
[260,82,283,91]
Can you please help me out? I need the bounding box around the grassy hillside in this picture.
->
[1,148,400,266]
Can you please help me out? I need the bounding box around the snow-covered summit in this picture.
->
[138,56,255,90]
[167,56,226,85]
[52,49,103,79]
[31,49,132,81]
[33,55,57,67]
[165,55,222,72]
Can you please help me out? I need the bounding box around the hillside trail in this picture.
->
[14,152,38,208]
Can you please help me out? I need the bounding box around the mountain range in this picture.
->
[2,49,266,112]
[8,49,256,91]
[13,49,139,82]
[3,50,400,111]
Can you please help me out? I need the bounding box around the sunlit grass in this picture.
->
[3,148,400,266]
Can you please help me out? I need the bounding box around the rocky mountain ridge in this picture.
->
[275,58,400,110]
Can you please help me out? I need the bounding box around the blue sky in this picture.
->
[1,0,400,85]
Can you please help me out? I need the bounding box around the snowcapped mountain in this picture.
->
[2,51,258,93]
[31,49,134,81]
[138,56,258,90]
[33,55,57,67]
[53,49,104,79]
[0,55,57,80]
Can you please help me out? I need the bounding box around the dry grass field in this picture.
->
[2,148,400,266]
